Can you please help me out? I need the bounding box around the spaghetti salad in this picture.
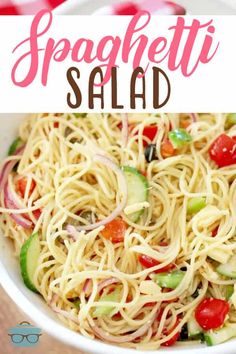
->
[1,113,236,349]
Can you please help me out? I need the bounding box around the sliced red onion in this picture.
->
[121,114,129,148]
[66,225,79,239]
[83,277,120,297]
[0,145,25,192]
[82,278,93,296]
[92,314,155,343]
[4,182,32,229]
[50,293,59,305]
[50,293,80,324]
[97,277,119,294]
[67,155,127,232]
[190,113,198,122]
[51,305,80,325]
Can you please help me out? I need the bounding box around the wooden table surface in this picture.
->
[0,286,86,354]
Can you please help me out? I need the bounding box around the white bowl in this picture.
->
[0,114,236,354]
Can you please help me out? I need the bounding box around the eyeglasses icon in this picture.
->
[9,333,41,344]
[8,321,42,347]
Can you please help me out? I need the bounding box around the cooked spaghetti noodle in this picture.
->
[1,113,236,349]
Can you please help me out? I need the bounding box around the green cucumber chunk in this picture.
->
[187,197,206,214]
[204,324,236,346]
[73,299,81,309]
[217,255,236,279]
[152,270,185,289]
[93,288,120,318]
[73,113,87,118]
[225,113,236,129]
[122,166,148,223]
[20,233,40,293]
[225,285,234,300]
[168,128,192,149]
[8,137,23,156]
[187,316,202,338]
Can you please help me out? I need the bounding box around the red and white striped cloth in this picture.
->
[0,0,65,14]
[0,0,186,15]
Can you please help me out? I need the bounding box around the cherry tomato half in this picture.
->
[101,219,127,243]
[209,134,236,167]
[32,208,42,220]
[161,318,180,347]
[138,254,175,273]
[195,298,229,330]
[211,226,219,237]
[132,125,158,147]
[140,126,158,147]
[17,178,36,198]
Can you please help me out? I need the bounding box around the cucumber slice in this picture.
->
[152,270,185,289]
[226,285,234,300]
[73,113,87,118]
[8,137,23,156]
[187,316,202,338]
[93,288,120,318]
[122,166,148,223]
[187,197,206,214]
[204,324,236,346]
[217,255,236,278]
[20,233,40,293]
[73,299,81,309]
[225,113,236,129]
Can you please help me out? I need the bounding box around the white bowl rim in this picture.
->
[1,258,236,354]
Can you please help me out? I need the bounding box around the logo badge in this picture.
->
[8,321,42,347]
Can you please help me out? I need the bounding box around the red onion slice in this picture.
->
[67,155,127,232]
[121,114,129,148]
[97,277,119,293]
[0,145,25,192]
[92,314,155,343]
[190,113,198,123]
[51,305,80,325]
[82,279,93,296]
[82,277,119,297]
[50,293,80,325]
[4,182,32,229]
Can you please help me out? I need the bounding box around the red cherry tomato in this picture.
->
[195,298,229,330]
[17,178,36,198]
[141,170,147,177]
[209,134,236,167]
[161,318,180,347]
[140,126,158,147]
[101,219,127,243]
[144,302,157,308]
[32,208,41,220]
[138,254,175,273]
[211,226,219,237]
[156,306,169,321]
